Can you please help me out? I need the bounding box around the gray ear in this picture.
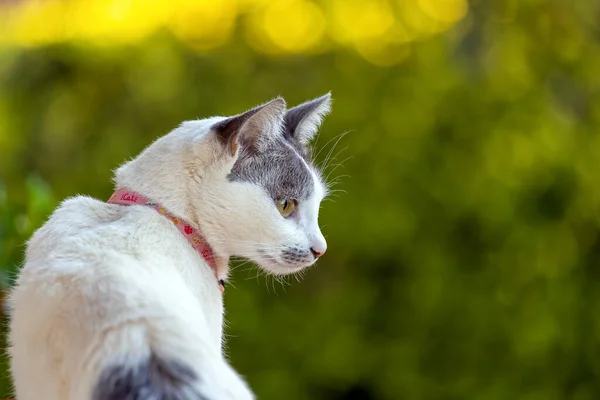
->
[284,93,331,145]
[213,97,286,155]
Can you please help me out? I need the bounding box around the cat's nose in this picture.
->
[310,240,327,259]
[310,247,325,259]
[310,231,327,259]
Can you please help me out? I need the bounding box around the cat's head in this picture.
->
[187,95,331,275]
[116,94,332,275]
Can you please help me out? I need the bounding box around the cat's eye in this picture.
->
[276,198,297,217]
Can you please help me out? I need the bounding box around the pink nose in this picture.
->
[310,247,326,259]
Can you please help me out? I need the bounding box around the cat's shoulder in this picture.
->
[50,194,120,225]
[57,193,106,211]
[28,195,130,247]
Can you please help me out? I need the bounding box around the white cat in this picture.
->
[8,94,332,400]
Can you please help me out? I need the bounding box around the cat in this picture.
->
[7,94,332,400]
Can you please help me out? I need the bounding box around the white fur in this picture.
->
[8,98,329,399]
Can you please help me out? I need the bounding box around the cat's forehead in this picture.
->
[228,137,322,202]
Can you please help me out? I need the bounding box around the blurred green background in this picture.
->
[2,0,600,399]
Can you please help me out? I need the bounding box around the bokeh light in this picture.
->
[0,0,468,62]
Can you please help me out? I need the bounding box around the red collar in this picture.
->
[107,188,224,293]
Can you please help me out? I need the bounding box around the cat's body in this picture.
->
[8,95,332,399]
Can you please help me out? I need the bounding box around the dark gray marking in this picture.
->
[93,353,209,400]
[281,247,311,264]
[228,137,315,202]
[214,96,333,202]
[282,248,310,259]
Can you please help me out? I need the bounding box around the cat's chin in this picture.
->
[248,248,315,275]
[255,258,314,276]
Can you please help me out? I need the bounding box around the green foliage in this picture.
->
[2,2,600,399]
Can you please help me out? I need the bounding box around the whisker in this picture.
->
[226,279,237,290]
[314,130,351,161]
[324,157,352,183]
[270,275,278,295]
[319,132,351,172]
[322,146,350,175]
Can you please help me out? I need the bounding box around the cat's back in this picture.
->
[15,193,204,315]
[9,196,220,400]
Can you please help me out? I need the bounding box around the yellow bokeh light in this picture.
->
[0,0,469,66]
[417,0,468,24]
[69,0,172,43]
[330,0,395,44]
[169,0,237,50]
[260,0,326,52]
[6,0,70,46]
[396,1,444,40]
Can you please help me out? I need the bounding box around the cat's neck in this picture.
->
[113,120,233,265]
[113,164,232,278]
[107,187,230,287]
[114,146,195,227]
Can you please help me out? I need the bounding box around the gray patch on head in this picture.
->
[228,137,315,202]
[93,353,209,400]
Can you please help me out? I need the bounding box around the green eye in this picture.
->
[276,199,297,217]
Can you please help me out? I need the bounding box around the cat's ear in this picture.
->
[284,93,331,145]
[212,97,286,156]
